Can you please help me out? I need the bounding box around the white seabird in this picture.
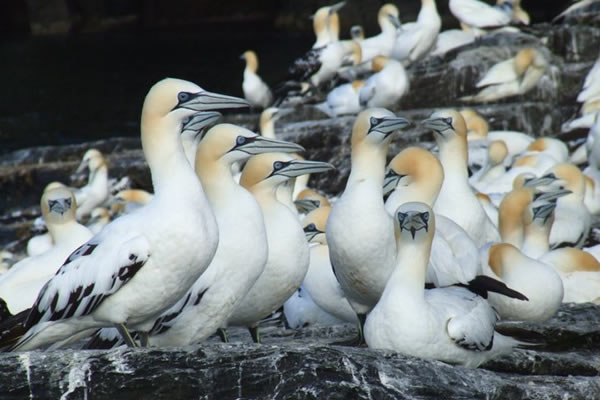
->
[139,124,303,346]
[391,0,441,65]
[326,109,410,335]
[73,149,110,220]
[0,187,93,315]
[0,78,249,351]
[359,56,409,109]
[365,202,520,368]
[449,0,513,30]
[26,182,68,257]
[358,4,400,63]
[315,80,365,117]
[241,50,273,109]
[460,48,548,103]
[300,206,358,324]
[227,153,334,343]
[423,109,500,246]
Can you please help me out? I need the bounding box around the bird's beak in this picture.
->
[230,136,305,155]
[532,189,572,204]
[294,199,321,213]
[303,224,325,242]
[75,159,88,174]
[531,203,556,222]
[388,14,401,28]
[369,116,411,136]
[523,173,558,188]
[397,210,429,240]
[181,111,222,136]
[421,117,452,134]
[174,90,249,112]
[383,169,404,195]
[329,1,346,15]
[271,160,335,178]
[48,198,72,216]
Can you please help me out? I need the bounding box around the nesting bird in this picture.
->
[461,48,548,103]
[359,56,409,109]
[72,149,109,220]
[241,50,273,109]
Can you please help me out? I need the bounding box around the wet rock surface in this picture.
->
[1,304,599,399]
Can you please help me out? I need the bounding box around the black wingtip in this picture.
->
[466,275,529,301]
[0,308,31,351]
[0,298,13,324]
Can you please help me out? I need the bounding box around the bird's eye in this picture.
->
[48,199,58,208]
[397,212,407,225]
[273,161,283,170]
[65,198,72,208]
[370,117,380,126]
[421,212,429,223]
[236,136,246,145]
[178,92,190,102]
[443,117,453,126]
[305,223,316,231]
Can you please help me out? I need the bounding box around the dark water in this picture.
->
[0,29,312,153]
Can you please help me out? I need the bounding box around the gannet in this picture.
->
[429,28,475,57]
[73,149,109,219]
[110,189,154,216]
[227,153,334,343]
[470,140,508,192]
[424,110,500,246]
[525,137,569,164]
[449,0,512,30]
[0,78,249,351]
[87,207,110,234]
[315,80,365,117]
[327,109,410,334]
[241,50,273,109]
[26,182,70,256]
[460,48,548,103]
[484,242,563,322]
[294,188,330,214]
[476,192,499,227]
[283,285,344,328]
[391,0,441,64]
[136,125,303,346]
[384,147,525,298]
[312,1,346,48]
[365,202,520,368]
[301,206,358,323]
[180,110,223,166]
[540,248,600,304]
[510,0,530,24]
[359,56,409,109]
[541,164,591,249]
[577,54,600,105]
[282,3,351,90]
[350,25,364,41]
[0,187,93,315]
[461,109,533,163]
[482,152,559,195]
[259,107,291,139]
[358,4,400,62]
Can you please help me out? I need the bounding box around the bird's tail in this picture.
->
[0,308,30,351]
[0,298,13,324]
[273,81,304,106]
[464,275,528,301]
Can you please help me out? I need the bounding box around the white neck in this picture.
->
[382,240,429,304]
[348,144,388,188]
[522,220,551,258]
[438,137,469,185]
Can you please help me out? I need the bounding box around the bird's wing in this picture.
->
[476,58,518,88]
[25,225,151,329]
[450,0,511,28]
[287,47,324,83]
[358,76,377,106]
[428,287,498,351]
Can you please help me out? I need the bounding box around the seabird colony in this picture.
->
[1,0,600,369]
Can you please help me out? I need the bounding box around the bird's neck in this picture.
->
[349,144,388,188]
[418,0,440,25]
[383,240,430,302]
[48,219,82,244]
[87,165,108,190]
[438,137,469,183]
[196,159,237,205]
[141,115,202,197]
[522,221,550,258]
[261,121,276,138]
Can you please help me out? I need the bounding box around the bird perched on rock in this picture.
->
[241,50,273,109]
